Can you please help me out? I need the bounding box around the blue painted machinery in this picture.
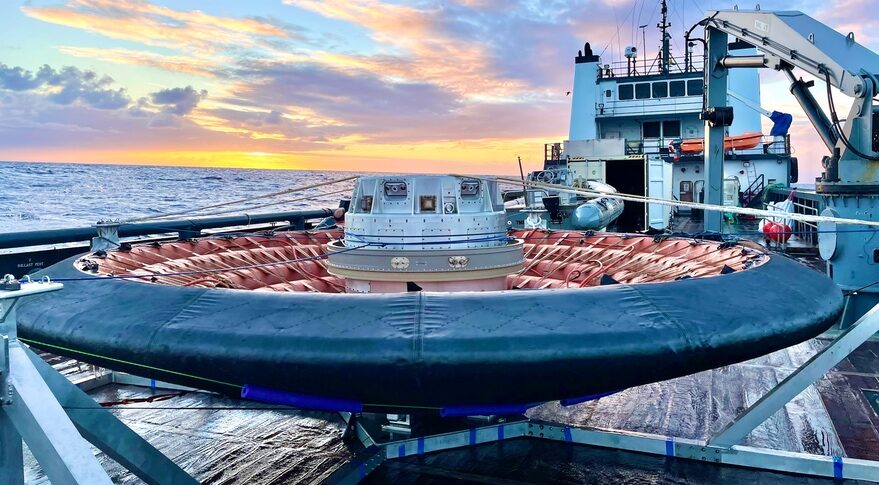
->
[702,10,879,325]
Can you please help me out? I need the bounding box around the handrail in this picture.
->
[745,173,765,196]
[742,174,765,207]
[597,55,705,78]
[0,209,335,250]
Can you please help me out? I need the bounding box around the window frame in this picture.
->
[663,120,682,138]
[652,81,668,98]
[669,80,686,97]
[687,79,704,96]
[643,121,662,138]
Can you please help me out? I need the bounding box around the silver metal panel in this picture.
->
[709,302,879,448]
[381,421,529,459]
[110,372,197,392]
[5,345,112,485]
[345,175,507,251]
[0,410,23,485]
[23,347,199,485]
[326,240,524,279]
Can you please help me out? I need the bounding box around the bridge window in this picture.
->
[663,120,681,137]
[643,120,681,139]
[619,84,634,100]
[669,80,686,97]
[635,82,651,99]
[687,79,704,96]
[652,82,668,98]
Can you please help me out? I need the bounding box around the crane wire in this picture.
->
[124,176,357,224]
[157,187,352,220]
[600,0,640,57]
[823,70,879,162]
[463,174,879,228]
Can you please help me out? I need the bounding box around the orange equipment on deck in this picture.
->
[679,132,763,154]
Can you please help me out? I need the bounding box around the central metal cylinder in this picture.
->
[328,175,524,293]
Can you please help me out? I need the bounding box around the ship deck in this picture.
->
[20,214,879,483]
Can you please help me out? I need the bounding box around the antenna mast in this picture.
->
[658,0,672,74]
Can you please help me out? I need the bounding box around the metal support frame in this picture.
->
[703,26,728,233]
[0,279,197,485]
[710,302,879,448]
[328,305,879,484]
[327,415,879,483]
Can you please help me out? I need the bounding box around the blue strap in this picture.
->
[833,456,843,479]
[498,424,505,441]
[563,426,573,442]
[469,428,476,445]
[417,437,425,455]
[240,384,363,412]
[665,438,675,457]
[397,444,406,458]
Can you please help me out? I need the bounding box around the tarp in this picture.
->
[769,111,793,136]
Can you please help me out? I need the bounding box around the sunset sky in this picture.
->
[0,0,873,177]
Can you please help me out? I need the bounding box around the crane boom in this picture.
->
[707,10,879,97]
[700,9,879,316]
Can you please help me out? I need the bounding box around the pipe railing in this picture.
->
[0,209,335,250]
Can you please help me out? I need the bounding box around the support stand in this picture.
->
[327,304,879,484]
[0,277,197,485]
[703,25,728,233]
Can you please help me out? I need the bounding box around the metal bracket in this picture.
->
[1,336,10,406]
[91,220,120,252]
[674,441,736,463]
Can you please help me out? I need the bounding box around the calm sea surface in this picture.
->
[0,161,359,233]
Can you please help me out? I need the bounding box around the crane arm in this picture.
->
[707,10,879,97]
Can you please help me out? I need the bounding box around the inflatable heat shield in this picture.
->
[15,230,842,413]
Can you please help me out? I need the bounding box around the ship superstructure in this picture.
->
[541,0,796,232]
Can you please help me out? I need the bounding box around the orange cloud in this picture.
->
[23,0,294,54]
[14,1,587,173]
[815,0,879,45]
[2,139,545,175]
[290,0,531,99]
[57,46,218,77]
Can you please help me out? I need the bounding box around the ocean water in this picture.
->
[0,161,359,234]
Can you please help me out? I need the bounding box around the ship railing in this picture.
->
[627,134,792,158]
[0,208,337,278]
[742,174,765,207]
[626,139,671,156]
[542,134,790,164]
[597,54,704,79]
[545,142,563,162]
[766,187,822,247]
